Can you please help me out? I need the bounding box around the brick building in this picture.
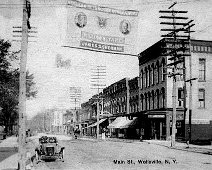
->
[138,38,212,142]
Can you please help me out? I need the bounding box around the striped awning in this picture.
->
[88,118,107,128]
[108,117,138,129]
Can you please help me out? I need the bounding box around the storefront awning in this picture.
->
[88,118,107,128]
[108,117,138,129]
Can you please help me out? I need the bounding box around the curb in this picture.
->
[142,141,212,155]
[80,137,212,155]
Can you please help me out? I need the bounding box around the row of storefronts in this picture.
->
[79,38,212,143]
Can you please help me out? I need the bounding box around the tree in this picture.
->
[0,39,37,134]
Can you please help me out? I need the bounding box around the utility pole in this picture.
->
[90,65,106,140]
[18,0,31,169]
[185,27,196,144]
[70,87,81,129]
[159,2,194,147]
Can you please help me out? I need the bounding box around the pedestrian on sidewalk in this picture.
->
[74,128,80,139]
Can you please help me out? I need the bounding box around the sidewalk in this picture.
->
[0,136,38,170]
[143,139,212,155]
[79,135,212,155]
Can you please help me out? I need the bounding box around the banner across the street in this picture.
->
[66,0,139,55]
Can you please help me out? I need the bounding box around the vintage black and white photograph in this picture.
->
[0,0,212,170]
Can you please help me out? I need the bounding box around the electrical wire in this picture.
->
[0,0,194,9]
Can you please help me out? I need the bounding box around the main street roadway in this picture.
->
[33,137,212,170]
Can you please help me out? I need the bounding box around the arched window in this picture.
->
[140,70,143,89]
[149,66,151,86]
[156,61,160,84]
[145,93,148,110]
[161,87,165,108]
[145,67,149,87]
[156,89,160,109]
[143,69,146,88]
[152,90,155,109]
[148,92,151,110]
[161,58,166,81]
[130,104,132,113]
[151,63,154,85]
[141,94,144,111]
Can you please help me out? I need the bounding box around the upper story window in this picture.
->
[161,59,166,81]
[149,67,152,86]
[140,70,143,89]
[156,90,160,109]
[152,91,155,109]
[146,68,149,87]
[178,88,184,107]
[192,45,212,53]
[151,64,154,85]
[156,61,160,84]
[198,89,205,108]
[199,58,206,81]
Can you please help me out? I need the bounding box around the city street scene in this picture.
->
[0,0,212,170]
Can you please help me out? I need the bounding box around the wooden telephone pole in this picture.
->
[90,65,106,140]
[159,2,194,147]
[69,87,82,129]
[18,0,31,169]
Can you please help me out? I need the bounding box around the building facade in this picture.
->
[138,38,212,142]
[185,40,212,142]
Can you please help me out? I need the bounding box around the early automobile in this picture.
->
[35,136,65,162]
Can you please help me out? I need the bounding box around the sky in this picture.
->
[0,0,212,118]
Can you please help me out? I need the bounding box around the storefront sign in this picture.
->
[148,115,165,118]
[169,113,184,120]
[185,119,210,124]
